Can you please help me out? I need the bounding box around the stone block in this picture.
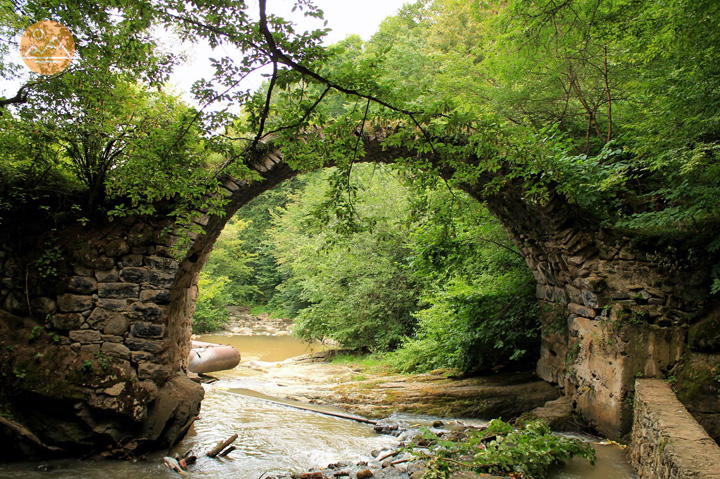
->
[140,289,170,304]
[103,382,125,397]
[97,298,127,311]
[125,337,167,354]
[131,322,165,339]
[144,255,179,270]
[148,269,175,288]
[101,334,123,343]
[119,267,148,283]
[30,297,57,315]
[102,342,131,360]
[581,290,600,308]
[128,302,165,322]
[137,362,171,382]
[568,302,597,319]
[95,269,119,282]
[85,256,115,270]
[121,254,144,267]
[53,312,84,330]
[68,275,98,294]
[98,282,140,299]
[103,314,129,336]
[81,344,101,353]
[131,351,159,363]
[57,294,93,312]
[565,285,583,304]
[105,238,130,257]
[69,329,102,344]
[73,266,94,277]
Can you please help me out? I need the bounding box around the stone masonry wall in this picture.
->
[480,187,712,440]
[0,149,293,457]
[630,379,720,479]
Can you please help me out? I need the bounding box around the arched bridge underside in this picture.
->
[0,131,716,458]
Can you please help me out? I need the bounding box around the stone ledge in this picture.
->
[629,379,720,479]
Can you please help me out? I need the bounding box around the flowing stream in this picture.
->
[0,334,635,478]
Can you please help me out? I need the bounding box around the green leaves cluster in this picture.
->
[192,217,256,333]
[409,419,595,479]
[200,163,538,373]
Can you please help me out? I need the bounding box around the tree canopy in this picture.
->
[2,0,720,362]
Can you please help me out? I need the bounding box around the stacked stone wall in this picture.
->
[630,379,720,479]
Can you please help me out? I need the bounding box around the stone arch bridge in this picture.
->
[0,130,716,458]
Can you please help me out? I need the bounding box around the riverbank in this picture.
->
[233,352,559,421]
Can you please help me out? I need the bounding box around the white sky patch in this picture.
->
[168,0,409,105]
[2,0,409,105]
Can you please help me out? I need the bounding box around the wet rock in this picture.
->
[431,420,444,428]
[300,473,323,479]
[523,396,582,432]
[374,423,399,435]
[356,469,373,479]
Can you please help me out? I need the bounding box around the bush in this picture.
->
[192,274,232,333]
[409,418,596,479]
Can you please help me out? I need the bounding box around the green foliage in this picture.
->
[409,419,596,479]
[192,274,232,334]
[268,165,419,352]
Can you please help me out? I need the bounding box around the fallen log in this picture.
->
[207,434,238,458]
[219,445,236,457]
[225,389,377,425]
[0,415,64,452]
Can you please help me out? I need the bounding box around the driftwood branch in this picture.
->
[207,433,238,458]
[0,415,64,452]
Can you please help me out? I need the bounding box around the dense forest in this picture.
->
[2,0,720,372]
[195,164,539,374]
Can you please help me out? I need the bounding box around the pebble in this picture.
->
[357,469,373,479]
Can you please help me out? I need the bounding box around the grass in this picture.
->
[248,303,292,319]
[330,352,394,374]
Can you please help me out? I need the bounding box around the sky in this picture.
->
[167,0,410,101]
[2,0,410,103]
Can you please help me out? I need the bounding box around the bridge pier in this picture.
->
[480,187,714,440]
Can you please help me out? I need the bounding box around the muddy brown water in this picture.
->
[0,334,635,478]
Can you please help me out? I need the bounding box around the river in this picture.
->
[0,334,636,478]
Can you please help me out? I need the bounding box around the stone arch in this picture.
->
[0,130,713,457]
